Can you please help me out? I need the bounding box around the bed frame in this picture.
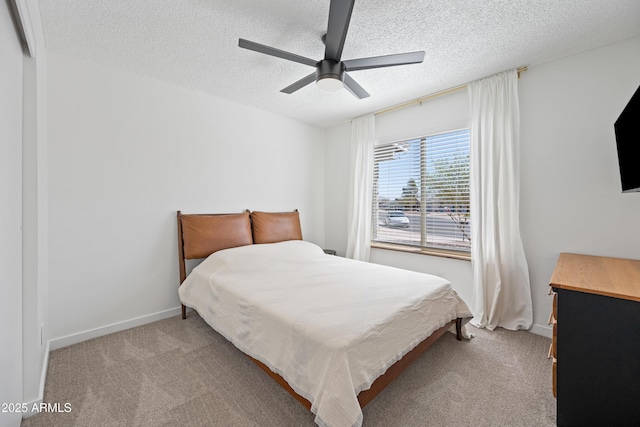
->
[176,210,463,411]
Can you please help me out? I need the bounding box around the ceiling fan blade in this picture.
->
[281,73,317,94]
[343,51,425,71]
[239,39,317,67]
[324,0,355,61]
[343,73,370,99]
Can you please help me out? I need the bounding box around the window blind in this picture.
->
[372,129,470,252]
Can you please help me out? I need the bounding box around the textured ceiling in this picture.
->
[39,0,640,128]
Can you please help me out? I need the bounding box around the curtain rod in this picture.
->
[374,66,528,117]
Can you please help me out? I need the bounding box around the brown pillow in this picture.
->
[181,211,252,259]
[251,211,303,244]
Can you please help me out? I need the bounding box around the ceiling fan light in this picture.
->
[317,76,343,92]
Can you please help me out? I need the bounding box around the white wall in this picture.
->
[324,124,350,256]
[325,36,640,335]
[520,36,640,335]
[1,2,24,426]
[47,52,326,345]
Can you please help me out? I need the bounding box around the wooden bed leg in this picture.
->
[181,304,186,320]
[456,318,462,341]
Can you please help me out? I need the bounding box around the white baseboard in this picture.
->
[49,307,182,351]
[22,339,50,419]
[529,323,552,338]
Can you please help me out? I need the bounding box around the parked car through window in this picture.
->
[384,211,410,228]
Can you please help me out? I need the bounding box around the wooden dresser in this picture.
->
[549,253,640,426]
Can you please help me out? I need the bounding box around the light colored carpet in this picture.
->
[22,314,556,427]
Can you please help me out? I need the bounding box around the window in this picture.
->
[372,129,470,255]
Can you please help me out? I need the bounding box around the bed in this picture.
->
[177,210,472,427]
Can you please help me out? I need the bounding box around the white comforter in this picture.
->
[179,240,471,427]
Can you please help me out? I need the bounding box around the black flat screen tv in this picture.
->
[614,85,640,193]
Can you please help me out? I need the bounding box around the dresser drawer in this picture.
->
[548,288,557,360]
[552,357,557,398]
[551,319,556,358]
[548,323,557,360]
[549,288,557,398]
[548,287,557,318]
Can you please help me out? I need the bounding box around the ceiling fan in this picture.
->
[238,0,425,99]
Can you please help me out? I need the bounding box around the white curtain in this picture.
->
[346,114,375,261]
[468,70,533,331]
